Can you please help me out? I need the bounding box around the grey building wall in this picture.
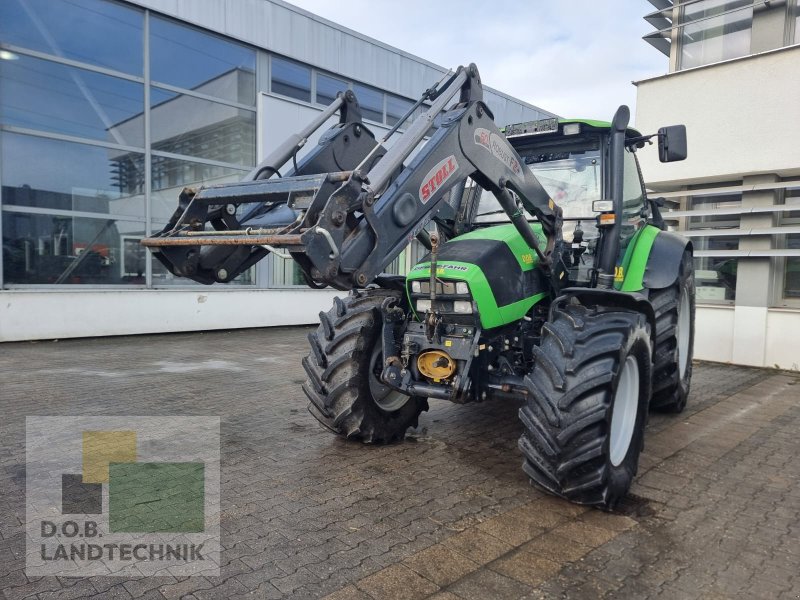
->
[127,0,554,126]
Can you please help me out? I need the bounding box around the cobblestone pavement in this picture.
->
[1,326,799,599]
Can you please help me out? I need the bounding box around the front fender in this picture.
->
[552,288,657,358]
[620,227,692,292]
[643,231,692,290]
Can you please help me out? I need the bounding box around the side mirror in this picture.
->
[658,125,687,162]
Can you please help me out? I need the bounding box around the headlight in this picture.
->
[411,280,421,293]
[416,299,431,312]
[456,281,469,295]
[453,301,473,314]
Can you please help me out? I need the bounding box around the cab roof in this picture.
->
[500,117,642,139]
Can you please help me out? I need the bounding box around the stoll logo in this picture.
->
[419,155,459,203]
[25,416,220,576]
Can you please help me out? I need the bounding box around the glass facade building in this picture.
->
[0,0,257,287]
[0,0,552,340]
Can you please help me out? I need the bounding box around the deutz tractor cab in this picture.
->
[474,118,656,287]
[143,64,694,509]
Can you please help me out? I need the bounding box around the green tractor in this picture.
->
[144,64,693,508]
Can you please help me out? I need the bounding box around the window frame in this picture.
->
[774,186,800,307]
[677,0,755,70]
[314,72,348,108]
[149,13,257,107]
[269,56,312,104]
[683,188,743,305]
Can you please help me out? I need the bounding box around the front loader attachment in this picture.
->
[142,64,561,290]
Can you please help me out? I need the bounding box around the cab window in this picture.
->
[619,148,647,258]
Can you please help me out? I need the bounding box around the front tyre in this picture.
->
[650,251,695,413]
[518,304,652,509]
[302,288,428,443]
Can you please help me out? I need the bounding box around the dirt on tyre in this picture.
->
[649,251,695,413]
[302,288,428,443]
[518,303,652,509]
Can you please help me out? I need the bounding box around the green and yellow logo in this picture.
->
[26,416,219,577]
[64,430,205,533]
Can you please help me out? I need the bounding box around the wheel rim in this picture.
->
[368,346,411,412]
[677,289,691,379]
[610,356,640,467]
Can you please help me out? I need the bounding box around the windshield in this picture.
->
[477,148,602,222]
[529,150,601,219]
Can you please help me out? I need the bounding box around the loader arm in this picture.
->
[142,64,562,290]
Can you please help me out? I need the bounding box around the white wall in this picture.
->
[635,45,800,188]
[694,305,735,364]
[765,309,800,371]
[695,305,800,370]
[0,289,341,342]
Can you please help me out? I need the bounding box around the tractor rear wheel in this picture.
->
[649,251,695,413]
[302,288,428,443]
[518,303,652,509]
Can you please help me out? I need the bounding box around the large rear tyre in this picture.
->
[302,288,428,443]
[518,303,652,509]
[649,251,695,413]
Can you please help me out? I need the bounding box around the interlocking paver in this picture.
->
[0,328,798,599]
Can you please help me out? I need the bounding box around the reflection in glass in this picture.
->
[2,211,146,285]
[151,223,254,286]
[316,73,347,107]
[689,193,742,228]
[796,6,800,44]
[1,132,145,217]
[786,234,800,299]
[271,57,311,102]
[0,54,144,147]
[693,238,738,302]
[679,0,753,69]
[353,84,384,123]
[150,157,249,223]
[150,16,255,106]
[386,95,414,126]
[267,253,305,287]
[147,88,256,166]
[687,192,741,302]
[0,0,143,75]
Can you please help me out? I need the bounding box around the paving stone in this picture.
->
[355,563,439,600]
[488,548,561,587]
[321,584,373,600]
[441,529,515,566]
[0,329,797,599]
[447,567,533,600]
[401,542,479,587]
[519,533,594,564]
[426,592,466,600]
[551,521,617,548]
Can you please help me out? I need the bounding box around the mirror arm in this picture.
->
[625,133,658,149]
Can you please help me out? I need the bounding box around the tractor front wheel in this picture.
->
[302,288,428,443]
[518,303,652,509]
